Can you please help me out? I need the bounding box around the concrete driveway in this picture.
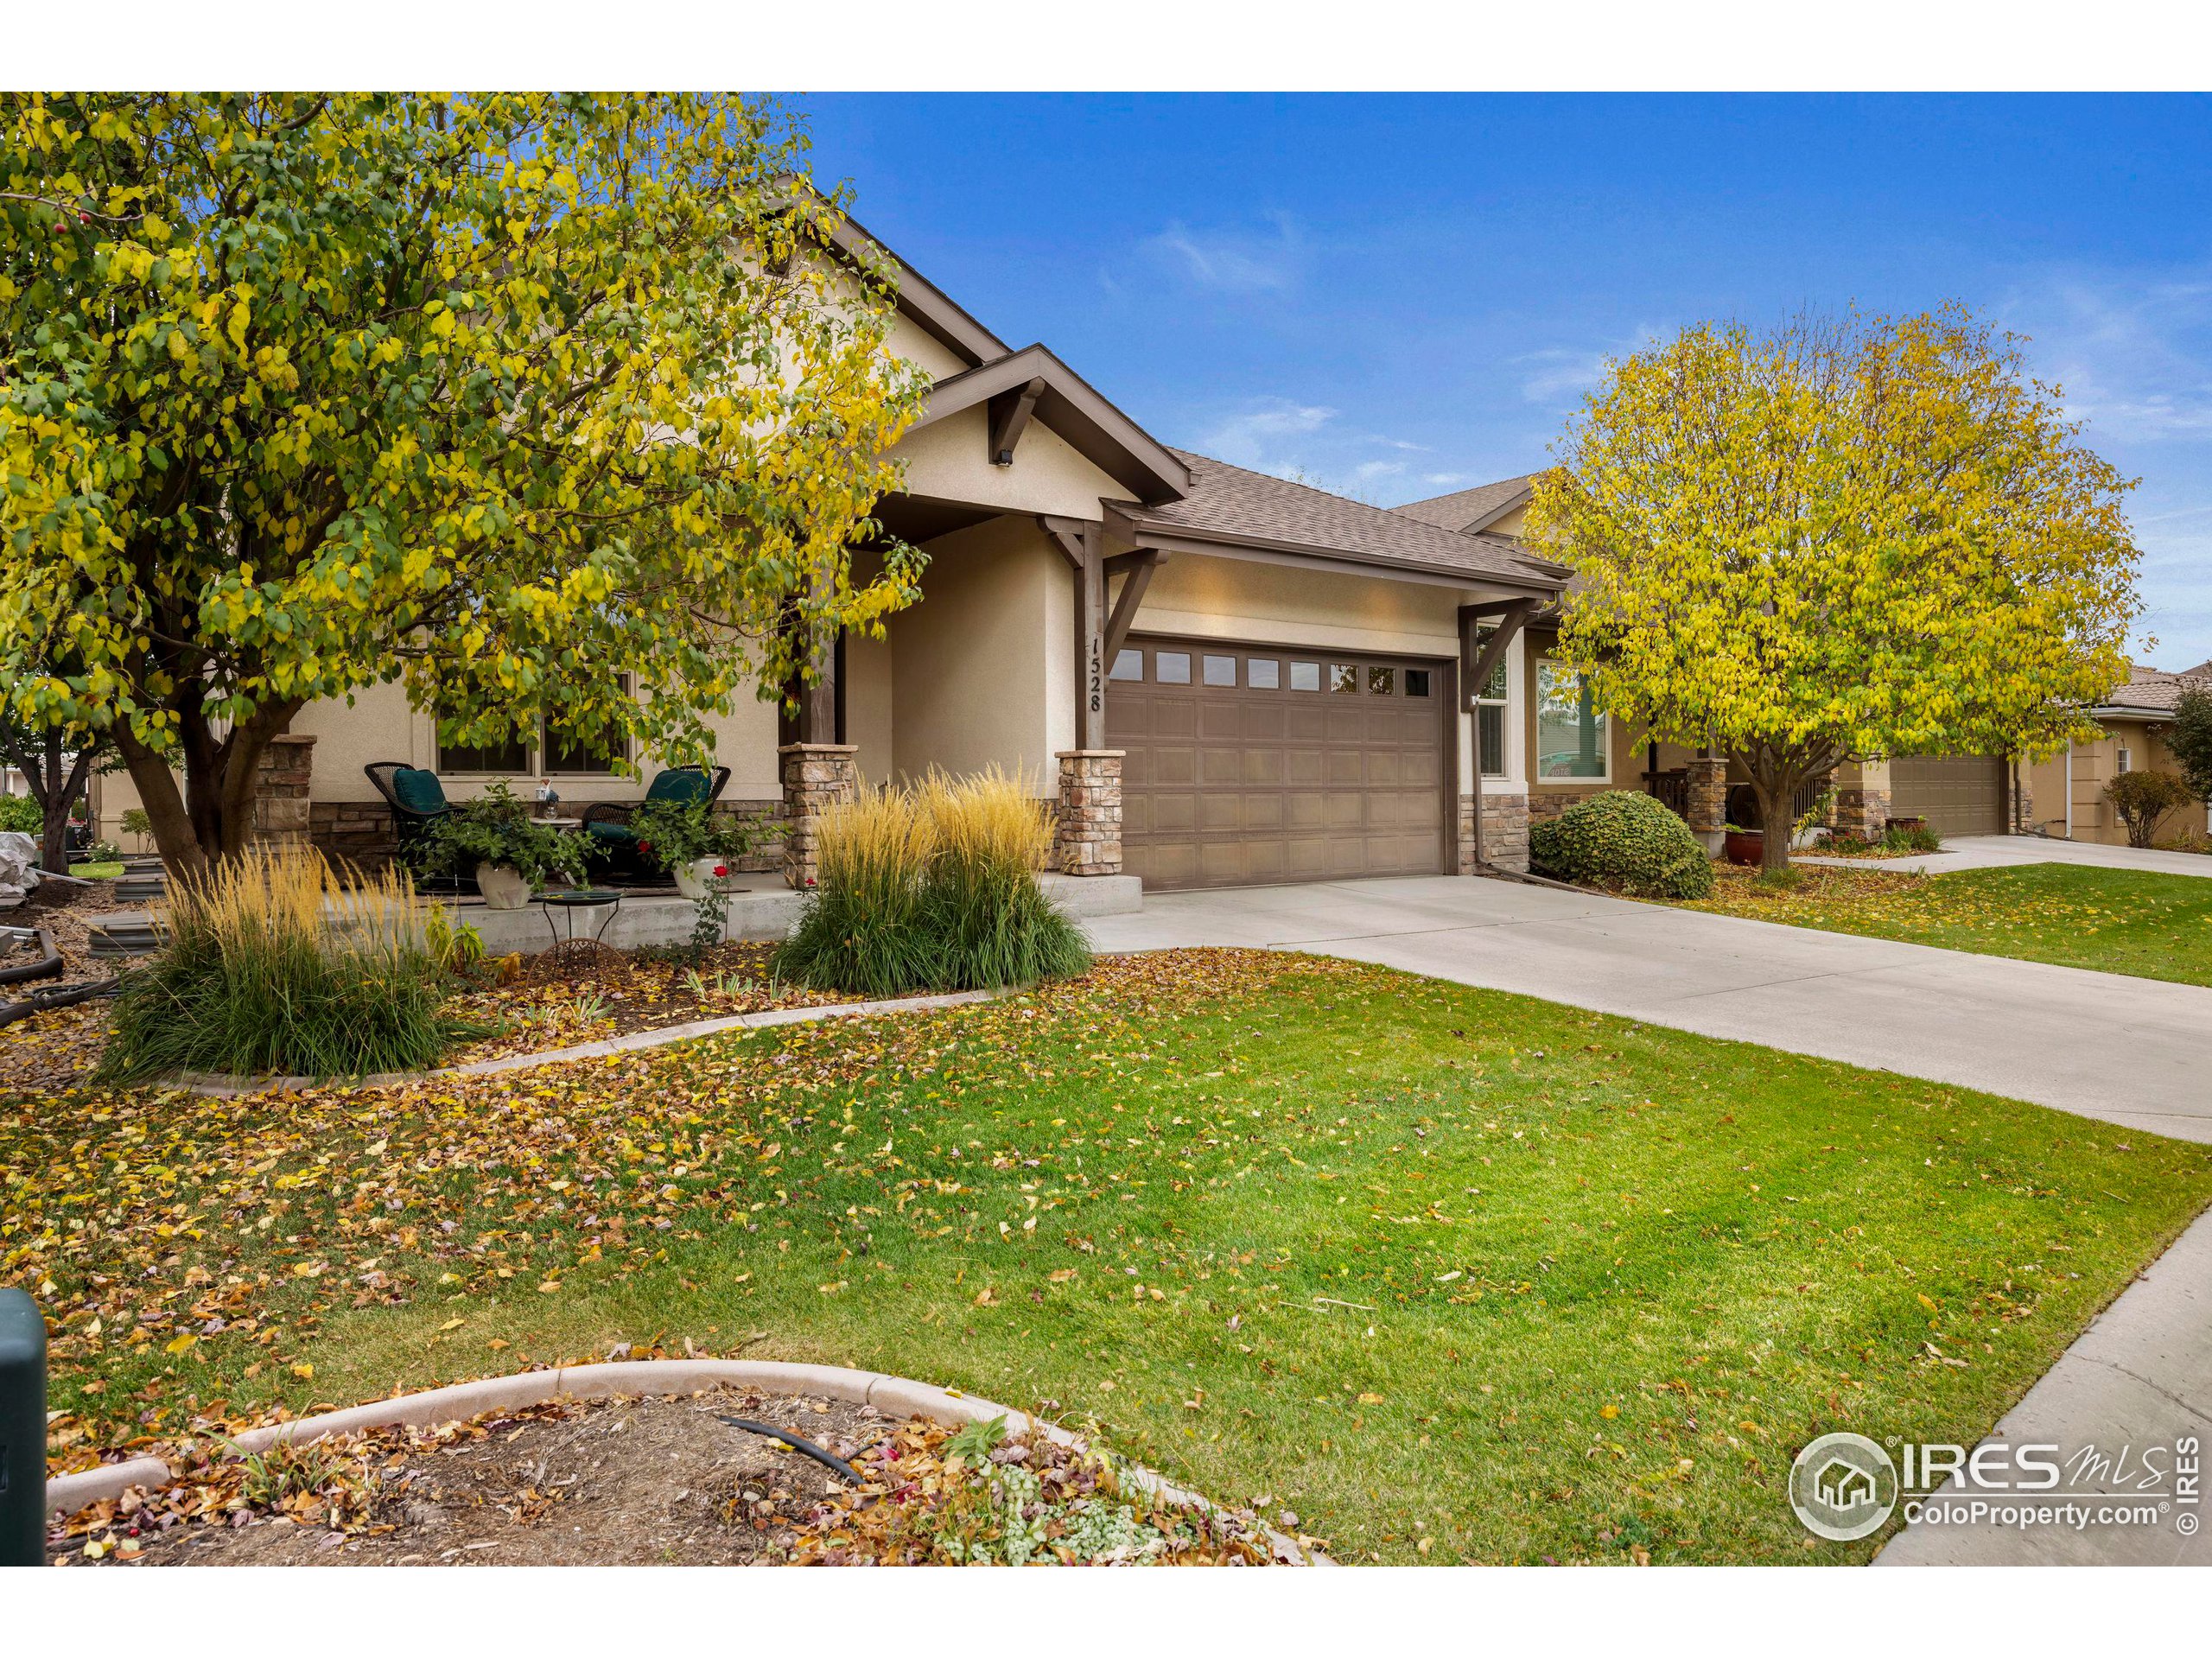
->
[1085,874,2212,1142]
[1799,833,2212,880]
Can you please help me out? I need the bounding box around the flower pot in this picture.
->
[474,861,532,910]
[674,857,731,901]
[1722,830,1765,867]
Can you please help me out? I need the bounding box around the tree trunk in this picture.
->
[1760,783,1797,873]
[114,702,301,879]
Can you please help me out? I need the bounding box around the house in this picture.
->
[2021,664,2212,846]
[94,209,1574,893]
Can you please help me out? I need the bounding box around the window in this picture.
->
[1248,658,1281,690]
[1289,661,1321,692]
[1471,629,1510,778]
[1404,668,1432,698]
[1329,664,1359,694]
[437,733,530,774]
[542,711,620,776]
[1203,653,1237,687]
[1154,652,1191,684]
[1110,649,1143,681]
[2117,746,2133,774]
[1368,666,1395,696]
[1536,660,1608,779]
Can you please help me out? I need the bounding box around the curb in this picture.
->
[162,988,1004,1097]
[46,1357,1324,1566]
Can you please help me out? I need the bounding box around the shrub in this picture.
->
[0,794,40,834]
[120,806,152,851]
[1529,789,1715,899]
[773,767,1090,995]
[418,779,599,890]
[99,844,466,1082]
[2105,769,2195,849]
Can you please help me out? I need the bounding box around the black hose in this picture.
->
[715,1414,861,1484]
[0,930,62,987]
[0,976,118,1029]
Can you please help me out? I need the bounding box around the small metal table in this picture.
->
[537,887,623,980]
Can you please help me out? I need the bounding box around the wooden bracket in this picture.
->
[988,377,1048,466]
[1103,550,1162,663]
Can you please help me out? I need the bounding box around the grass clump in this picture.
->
[98,843,465,1082]
[774,766,1090,995]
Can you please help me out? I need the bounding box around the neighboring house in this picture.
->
[2022,664,2212,846]
[96,210,1572,892]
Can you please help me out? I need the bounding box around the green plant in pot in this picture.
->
[630,798,760,899]
[421,779,600,907]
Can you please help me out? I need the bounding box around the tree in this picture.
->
[2168,684,2212,807]
[0,678,115,874]
[1524,308,2139,872]
[1,93,928,879]
[2104,769,2193,849]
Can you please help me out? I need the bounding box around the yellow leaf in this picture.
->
[163,1332,196,1355]
[290,1362,313,1380]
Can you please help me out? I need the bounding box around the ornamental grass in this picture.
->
[98,843,465,1083]
[773,766,1090,995]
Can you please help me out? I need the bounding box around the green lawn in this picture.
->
[1684,862,2212,987]
[66,861,124,880]
[11,950,2209,1564]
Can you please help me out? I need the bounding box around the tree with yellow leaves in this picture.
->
[1524,308,2139,872]
[1,93,928,875]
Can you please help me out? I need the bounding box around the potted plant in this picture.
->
[630,798,760,899]
[421,780,599,908]
[1721,822,1764,866]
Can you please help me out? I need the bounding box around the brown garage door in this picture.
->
[1108,634,1450,891]
[1890,754,2005,837]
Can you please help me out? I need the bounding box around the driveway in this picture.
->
[1798,833,2212,880]
[1085,874,2212,1142]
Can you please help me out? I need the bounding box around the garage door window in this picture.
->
[1330,664,1359,694]
[1248,658,1281,689]
[1537,660,1607,780]
[1290,661,1321,691]
[1110,649,1142,681]
[1405,669,1431,698]
[1203,654,1237,686]
[1155,652,1191,684]
[1368,666,1395,696]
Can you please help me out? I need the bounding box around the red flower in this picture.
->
[637,840,652,855]
[712,863,728,878]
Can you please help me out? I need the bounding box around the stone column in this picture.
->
[1054,750,1123,875]
[1685,756,1727,856]
[779,742,859,889]
[1834,757,1891,842]
[252,734,317,847]
[1459,791,1530,874]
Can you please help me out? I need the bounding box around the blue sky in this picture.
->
[800,93,2212,670]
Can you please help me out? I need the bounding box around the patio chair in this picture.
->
[363,762,460,883]
[580,766,732,881]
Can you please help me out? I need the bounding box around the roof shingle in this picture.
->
[1115,452,1565,588]
[1389,475,1535,533]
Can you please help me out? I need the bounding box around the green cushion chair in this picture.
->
[581,766,733,879]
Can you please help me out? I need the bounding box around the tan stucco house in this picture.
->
[95,211,1575,893]
[2021,663,2212,846]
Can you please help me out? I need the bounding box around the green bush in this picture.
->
[1529,789,1715,899]
[99,845,467,1083]
[773,768,1090,996]
[0,794,41,834]
[2104,769,2196,849]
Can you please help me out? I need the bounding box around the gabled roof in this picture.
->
[1389,474,1536,535]
[912,344,1191,505]
[2098,663,2212,717]
[1108,452,1568,593]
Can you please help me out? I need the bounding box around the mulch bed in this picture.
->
[51,1385,1284,1567]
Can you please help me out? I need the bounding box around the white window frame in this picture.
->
[1471,625,1513,781]
[1535,657,1611,785]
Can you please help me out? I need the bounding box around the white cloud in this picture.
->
[1354,459,1408,483]
[1513,346,1611,406]
[1195,398,1337,471]
[1143,213,1304,294]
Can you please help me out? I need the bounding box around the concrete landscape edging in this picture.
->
[45,1357,1324,1565]
[163,988,1004,1097]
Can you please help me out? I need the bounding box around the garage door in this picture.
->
[1890,754,2005,837]
[1108,635,1450,891]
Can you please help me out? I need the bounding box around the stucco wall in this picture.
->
[2024,720,2207,846]
[896,405,1135,522]
[887,514,1065,785]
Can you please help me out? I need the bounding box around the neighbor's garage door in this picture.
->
[1108,634,1450,891]
[1890,754,2005,837]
